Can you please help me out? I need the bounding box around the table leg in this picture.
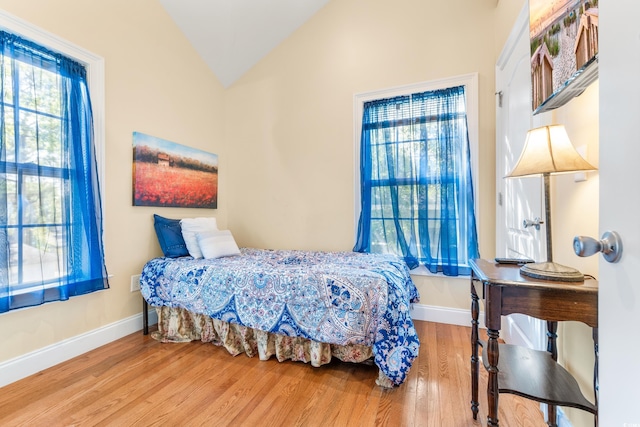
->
[487,327,500,427]
[470,282,480,419]
[547,321,558,427]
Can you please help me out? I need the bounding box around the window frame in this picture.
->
[0,9,105,210]
[0,10,107,294]
[353,73,479,275]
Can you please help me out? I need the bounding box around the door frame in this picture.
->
[495,5,548,352]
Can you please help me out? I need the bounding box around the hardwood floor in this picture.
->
[0,321,546,426]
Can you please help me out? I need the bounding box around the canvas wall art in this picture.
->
[132,132,218,208]
[529,0,599,112]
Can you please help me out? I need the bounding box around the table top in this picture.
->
[469,259,598,294]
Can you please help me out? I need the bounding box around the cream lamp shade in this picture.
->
[507,125,597,178]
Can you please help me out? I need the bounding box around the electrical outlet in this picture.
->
[130,274,141,292]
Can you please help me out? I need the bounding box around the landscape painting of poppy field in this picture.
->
[132,132,218,208]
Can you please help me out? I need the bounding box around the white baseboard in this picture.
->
[410,306,544,348]
[0,309,157,388]
[411,303,484,328]
[2,304,474,389]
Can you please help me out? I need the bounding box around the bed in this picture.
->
[140,247,420,387]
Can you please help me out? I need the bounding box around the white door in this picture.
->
[598,2,640,424]
[496,3,640,423]
[495,7,547,351]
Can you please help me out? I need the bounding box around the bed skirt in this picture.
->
[151,306,394,387]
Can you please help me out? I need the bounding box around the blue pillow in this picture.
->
[153,214,189,258]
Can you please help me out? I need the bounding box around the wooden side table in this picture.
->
[469,259,598,427]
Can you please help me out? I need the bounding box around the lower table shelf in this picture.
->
[480,340,597,414]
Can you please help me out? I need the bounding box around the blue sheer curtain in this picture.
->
[354,86,479,275]
[0,31,108,312]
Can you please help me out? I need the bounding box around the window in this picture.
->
[0,25,108,312]
[353,75,479,276]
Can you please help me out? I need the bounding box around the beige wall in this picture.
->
[0,0,225,363]
[224,0,499,309]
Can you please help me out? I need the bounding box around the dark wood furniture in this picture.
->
[469,259,598,427]
[143,298,149,335]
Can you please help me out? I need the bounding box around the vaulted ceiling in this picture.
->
[159,0,330,88]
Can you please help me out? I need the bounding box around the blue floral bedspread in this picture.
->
[140,248,420,385]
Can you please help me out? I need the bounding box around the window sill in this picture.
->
[409,265,469,280]
[5,274,113,298]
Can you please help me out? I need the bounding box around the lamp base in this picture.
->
[519,261,584,282]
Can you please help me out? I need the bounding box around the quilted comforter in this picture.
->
[140,248,420,385]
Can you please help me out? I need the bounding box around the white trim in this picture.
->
[1,304,474,388]
[410,302,484,328]
[409,304,539,345]
[409,265,470,280]
[0,310,157,388]
[0,8,106,214]
[495,4,529,258]
[353,73,480,240]
[496,5,529,71]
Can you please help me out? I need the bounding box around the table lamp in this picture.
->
[506,124,597,282]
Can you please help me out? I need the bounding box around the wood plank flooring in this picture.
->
[0,321,546,426]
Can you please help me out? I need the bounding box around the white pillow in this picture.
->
[197,230,241,259]
[180,217,218,258]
